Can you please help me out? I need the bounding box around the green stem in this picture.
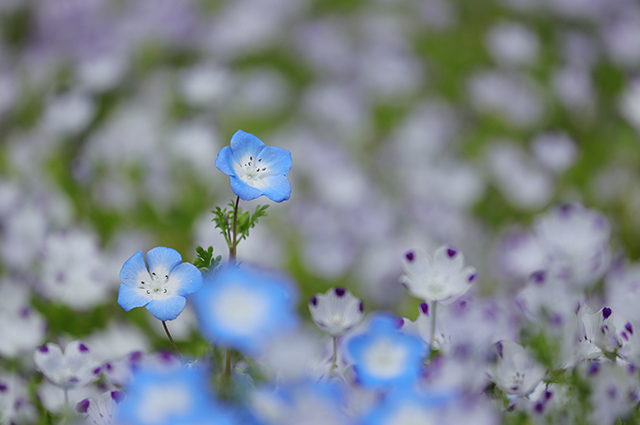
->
[430,301,437,350]
[162,321,182,359]
[229,196,240,263]
[329,336,338,376]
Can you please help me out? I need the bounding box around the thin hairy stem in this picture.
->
[229,196,240,263]
[329,336,338,376]
[430,301,437,350]
[162,321,182,359]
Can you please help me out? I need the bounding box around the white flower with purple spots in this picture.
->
[117,247,203,322]
[400,245,477,304]
[33,341,101,390]
[488,341,546,397]
[309,287,364,337]
[76,391,123,425]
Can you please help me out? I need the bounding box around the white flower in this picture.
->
[488,341,546,397]
[76,390,123,425]
[33,341,101,390]
[308,287,364,336]
[575,306,623,360]
[400,245,476,304]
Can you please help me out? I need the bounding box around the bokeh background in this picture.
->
[1,0,640,391]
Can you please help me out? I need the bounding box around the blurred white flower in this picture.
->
[530,133,578,174]
[400,245,476,304]
[486,22,540,67]
[488,341,546,397]
[308,287,364,337]
[34,341,101,390]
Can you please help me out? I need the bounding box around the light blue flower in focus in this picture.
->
[191,264,298,355]
[347,313,425,389]
[215,130,292,202]
[117,365,236,425]
[118,247,203,322]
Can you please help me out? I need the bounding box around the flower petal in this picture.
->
[146,247,182,276]
[230,175,263,201]
[230,130,265,163]
[119,251,149,287]
[433,245,464,275]
[256,146,292,177]
[257,175,291,203]
[117,283,150,312]
[34,343,64,381]
[169,263,204,297]
[214,146,238,176]
[146,296,187,321]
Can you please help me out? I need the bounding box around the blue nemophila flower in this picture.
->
[191,264,298,355]
[118,247,203,322]
[215,129,292,202]
[347,313,425,389]
[117,365,236,425]
[361,387,454,425]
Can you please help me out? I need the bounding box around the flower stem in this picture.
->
[229,196,240,263]
[64,388,69,408]
[430,300,437,350]
[162,321,182,359]
[329,336,338,376]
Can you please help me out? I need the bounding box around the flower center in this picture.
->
[236,155,269,184]
[138,271,172,298]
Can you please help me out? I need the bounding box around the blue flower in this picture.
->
[347,313,425,389]
[191,264,298,355]
[118,247,203,322]
[361,387,455,425]
[117,365,236,425]
[215,130,292,202]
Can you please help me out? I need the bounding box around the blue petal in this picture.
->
[119,251,148,287]
[257,146,292,176]
[259,175,291,203]
[146,296,187,321]
[117,283,150,311]
[214,146,237,176]
[230,130,265,163]
[171,263,204,297]
[146,247,182,275]
[230,175,263,201]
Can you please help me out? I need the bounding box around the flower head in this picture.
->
[191,264,298,355]
[34,341,101,390]
[117,247,203,322]
[309,287,364,337]
[347,313,425,389]
[400,245,477,304]
[215,129,292,202]
[488,341,546,397]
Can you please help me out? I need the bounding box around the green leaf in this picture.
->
[193,245,219,271]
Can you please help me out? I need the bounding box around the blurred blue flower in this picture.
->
[117,365,236,425]
[215,130,292,202]
[347,313,425,389]
[361,387,455,425]
[118,247,203,322]
[191,264,298,355]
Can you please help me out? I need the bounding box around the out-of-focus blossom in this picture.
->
[40,229,113,310]
[487,341,546,397]
[586,361,640,425]
[530,133,578,174]
[118,247,203,321]
[191,264,298,355]
[534,203,610,289]
[347,313,424,389]
[0,372,37,424]
[361,387,452,425]
[400,245,476,304]
[575,306,622,360]
[34,341,101,390]
[260,328,325,381]
[41,91,95,136]
[117,365,235,425]
[0,281,46,358]
[76,390,123,425]
[215,130,292,203]
[485,22,540,67]
[486,142,554,210]
[309,287,364,337]
[496,229,548,281]
[516,270,579,326]
[619,79,640,133]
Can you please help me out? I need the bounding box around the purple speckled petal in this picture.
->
[334,287,346,297]
[76,399,90,414]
